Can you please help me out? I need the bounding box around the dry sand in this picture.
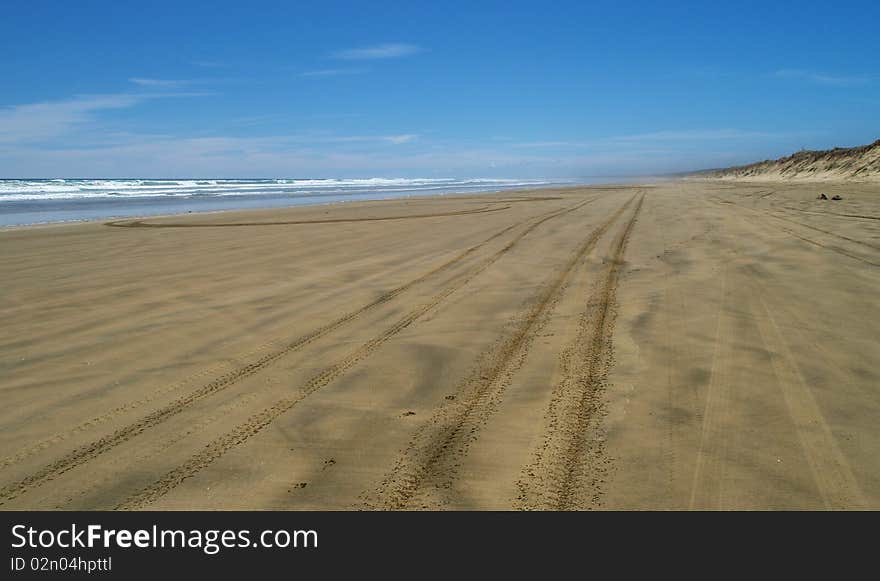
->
[1,182,878,510]
[702,138,880,181]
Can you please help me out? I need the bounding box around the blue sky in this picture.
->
[1,0,878,178]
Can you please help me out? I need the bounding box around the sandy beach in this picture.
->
[1,181,878,510]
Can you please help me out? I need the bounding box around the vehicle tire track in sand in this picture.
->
[0,347,268,470]
[104,205,510,228]
[0,202,590,504]
[776,204,880,222]
[750,292,867,509]
[361,194,640,510]
[111,199,596,510]
[514,195,644,510]
[709,197,880,265]
[58,390,262,509]
[486,196,564,203]
[0,221,516,471]
[776,219,880,251]
[768,223,880,267]
[759,199,880,250]
[741,264,880,405]
[687,263,732,510]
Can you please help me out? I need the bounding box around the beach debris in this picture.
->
[402,410,416,416]
[831,194,842,200]
[817,193,828,200]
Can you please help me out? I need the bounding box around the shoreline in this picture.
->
[0,181,653,232]
[0,179,576,229]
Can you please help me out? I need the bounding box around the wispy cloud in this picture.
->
[129,77,194,88]
[0,131,430,177]
[508,129,788,150]
[299,68,368,78]
[0,135,706,178]
[512,141,591,148]
[0,92,205,145]
[333,43,423,60]
[0,95,142,144]
[225,114,288,127]
[190,60,227,68]
[298,134,418,145]
[383,134,417,144]
[611,129,784,142]
[773,69,872,87]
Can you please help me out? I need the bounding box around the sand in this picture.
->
[701,139,880,181]
[1,182,878,510]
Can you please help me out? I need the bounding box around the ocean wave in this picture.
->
[0,177,568,202]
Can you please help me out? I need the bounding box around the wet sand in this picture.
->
[1,181,878,510]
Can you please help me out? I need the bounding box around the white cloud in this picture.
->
[333,43,423,60]
[0,92,207,145]
[0,95,141,144]
[0,130,714,178]
[190,60,226,68]
[299,68,368,78]
[773,69,871,87]
[384,134,417,144]
[508,130,790,151]
[611,129,784,142]
[284,134,418,145]
[512,141,590,148]
[129,78,193,88]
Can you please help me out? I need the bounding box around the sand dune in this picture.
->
[1,182,878,510]
[701,139,880,181]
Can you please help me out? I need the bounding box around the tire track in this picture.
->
[0,349,258,470]
[750,291,867,509]
[687,265,732,510]
[105,205,510,228]
[762,203,880,251]
[708,196,880,266]
[487,196,563,202]
[0,202,588,503]
[776,218,880,252]
[770,224,880,267]
[741,264,880,405]
[696,196,868,508]
[362,194,639,510]
[515,195,644,510]
[717,194,880,251]
[777,205,880,222]
[61,390,262,509]
[112,198,596,510]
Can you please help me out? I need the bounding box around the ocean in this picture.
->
[0,177,579,227]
